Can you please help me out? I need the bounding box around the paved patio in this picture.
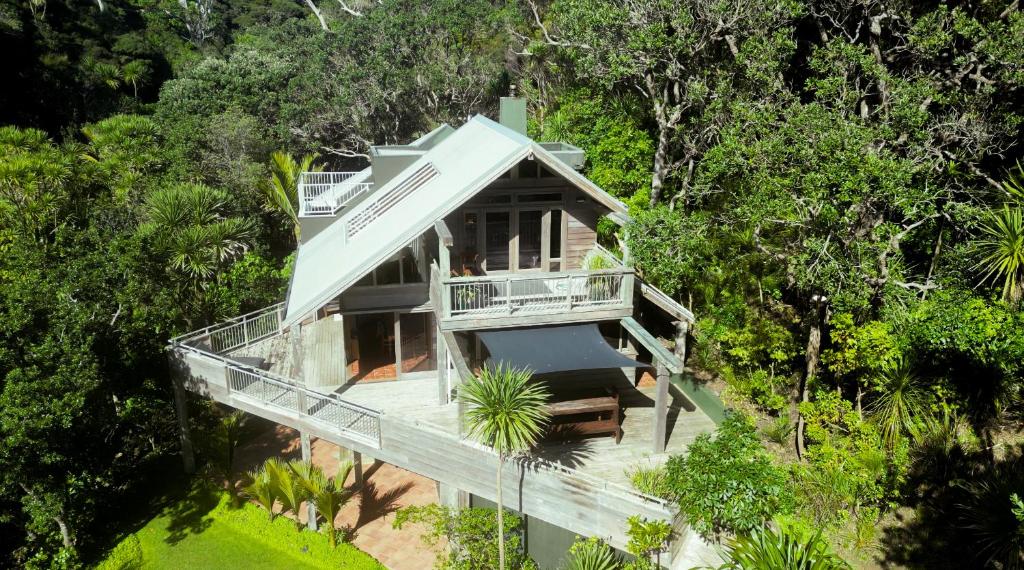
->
[235,424,439,570]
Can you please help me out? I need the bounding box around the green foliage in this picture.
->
[796,390,903,529]
[664,414,793,538]
[298,461,355,548]
[99,491,383,570]
[955,454,1024,569]
[869,358,929,449]
[264,458,309,529]
[242,465,278,521]
[95,534,142,570]
[393,504,536,570]
[974,204,1024,306]
[625,463,670,499]
[761,416,795,446]
[533,89,653,201]
[716,524,851,570]
[561,537,620,570]
[624,516,671,569]
[265,151,320,242]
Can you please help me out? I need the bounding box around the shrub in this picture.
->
[625,463,670,499]
[761,415,795,446]
[664,414,793,538]
[95,535,143,570]
[561,536,621,570]
[717,524,851,570]
[393,504,536,570]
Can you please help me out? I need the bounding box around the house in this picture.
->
[168,98,725,568]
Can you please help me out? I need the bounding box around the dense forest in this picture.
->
[1,0,1022,567]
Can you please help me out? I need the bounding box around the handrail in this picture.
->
[298,171,372,217]
[169,304,383,447]
[443,266,629,284]
[171,303,286,354]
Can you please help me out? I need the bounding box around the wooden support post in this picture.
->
[352,450,364,489]
[653,361,670,454]
[436,324,448,404]
[300,432,318,531]
[172,376,196,474]
[674,320,689,365]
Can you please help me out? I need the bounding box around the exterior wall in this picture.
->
[302,316,347,387]
[564,188,600,270]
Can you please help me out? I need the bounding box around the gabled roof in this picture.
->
[283,115,628,326]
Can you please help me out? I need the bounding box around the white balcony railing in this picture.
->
[439,268,632,318]
[298,172,372,217]
[169,303,383,447]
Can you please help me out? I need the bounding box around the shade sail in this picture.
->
[478,323,649,375]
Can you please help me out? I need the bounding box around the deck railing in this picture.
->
[298,171,372,217]
[169,304,383,448]
[440,268,633,318]
[171,303,285,354]
[225,364,381,447]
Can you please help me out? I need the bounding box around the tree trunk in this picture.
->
[856,384,864,421]
[496,454,505,570]
[56,515,72,549]
[796,297,826,460]
[650,123,672,207]
[304,0,329,30]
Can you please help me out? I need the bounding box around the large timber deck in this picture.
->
[229,333,716,488]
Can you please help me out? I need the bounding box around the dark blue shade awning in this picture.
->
[478,323,650,375]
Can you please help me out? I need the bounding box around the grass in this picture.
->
[96,483,383,570]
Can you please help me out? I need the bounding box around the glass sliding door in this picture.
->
[399,313,435,373]
[484,211,511,272]
[518,210,543,269]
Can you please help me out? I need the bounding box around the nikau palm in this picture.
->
[265,151,320,243]
[243,465,278,520]
[459,364,549,570]
[299,461,354,547]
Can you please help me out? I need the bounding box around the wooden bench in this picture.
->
[545,389,621,444]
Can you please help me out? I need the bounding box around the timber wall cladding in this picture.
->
[302,316,346,387]
[565,188,599,270]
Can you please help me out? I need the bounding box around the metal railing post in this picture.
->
[505,276,513,313]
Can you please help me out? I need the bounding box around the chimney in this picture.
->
[499,86,527,136]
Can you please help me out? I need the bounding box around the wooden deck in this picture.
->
[229,332,716,488]
[314,375,715,488]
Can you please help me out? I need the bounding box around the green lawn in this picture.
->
[97,484,383,570]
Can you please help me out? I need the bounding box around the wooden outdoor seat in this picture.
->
[544,388,622,444]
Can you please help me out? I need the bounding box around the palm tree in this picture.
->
[459,363,550,570]
[974,205,1024,307]
[298,461,355,547]
[717,525,851,569]
[869,357,928,449]
[264,151,320,243]
[243,465,278,520]
[265,458,309,530]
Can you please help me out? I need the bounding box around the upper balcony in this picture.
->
[430,235,634,331]
[298,171,373,217]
